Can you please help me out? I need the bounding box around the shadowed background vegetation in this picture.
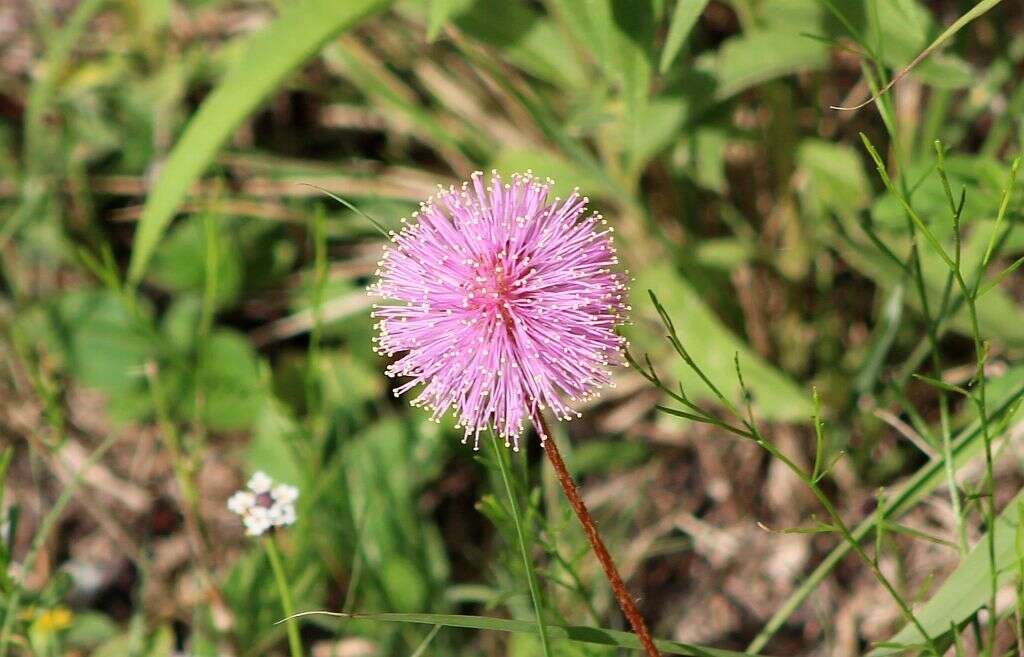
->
[1,0,1023,655]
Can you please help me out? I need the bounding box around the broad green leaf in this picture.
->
[548,0,654,171]
[659,0,711,73]
[63,612,119,651]
[631,263,812,421]
[148,213,244,307]
[699,30,828,100]
[246,399,305,486]
[35,290,161,421]
[628,91,699,167]
[912,53,974,90]
[302,611,774,657]
[381,558,430,612]
[693,238,756,270]
[831,0,1004,110]
[869,487,1024,655]
[161,295,203,353]
[691,126,729,193]
[195,330,264,430]
[127,0,390,283]
[341,419,450,609]
[798,139,871,214]
[608,0,655,173]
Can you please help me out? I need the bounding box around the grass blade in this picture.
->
[867,488,1024,655]
[284,611,775,657]
[126,0,390,284]
[426,0,458,41]
[659,0,711,73]
[748,380,1024,652]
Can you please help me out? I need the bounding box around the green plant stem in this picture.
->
[861,135,1016,653]
[633,295,939,655]
[0,433,118,657]
[927,145,969,555]
[762,443,941,654]
[489,430,552,657]
[264,534,304,657]
[199,209,219,338]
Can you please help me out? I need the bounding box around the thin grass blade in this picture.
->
[284,611,776,657]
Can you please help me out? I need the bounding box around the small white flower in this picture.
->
[272,483,299,505]
[247,471,274,494]
[227,471,299,536]
[227,491,255,515]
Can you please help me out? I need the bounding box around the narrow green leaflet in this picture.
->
[749,378,1024,651]
[868,488,1024,655]
[659,0,712,73]
[127,0,390,283]
[833,0,1005,110]
[292,611,774,657]
[426,0,462,41]
[631,263,812,421]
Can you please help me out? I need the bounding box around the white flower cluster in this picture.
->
[227,471,299,537]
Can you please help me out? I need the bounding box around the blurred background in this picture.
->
[1,0,1023,655]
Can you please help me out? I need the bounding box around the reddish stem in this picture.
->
[533,409,661,657]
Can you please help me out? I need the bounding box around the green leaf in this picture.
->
[450,1,584,88]
[148,213,243,307]
[160,295,203,353]
[340,419,450,610]
[630,263,812,421]
[699,29,828,100]
[797,139,871,214]
[426,0,466,41]
[913,53,974,90]
[610,0,656,173]
[39,291,156,421]
[126,0,390,283]
[63,612,120,651]
[659,0,711,73]
[195,331,264,430]
[380,558,430,612]
[868,488,1024,655]
[550,0,654,171]
[298,611,774,657]
[838,219,1024,348]
[691,126,729,193]
[246,399,305,487]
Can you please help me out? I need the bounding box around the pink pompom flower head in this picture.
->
[369,171,630,451]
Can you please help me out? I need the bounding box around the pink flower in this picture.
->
[370,171,629,450]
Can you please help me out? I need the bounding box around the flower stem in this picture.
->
[489,430,553,657]
[264,534,304,657]
[532,410,661,657]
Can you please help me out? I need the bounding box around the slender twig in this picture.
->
[532,409,661,657]
[265,534,304,657]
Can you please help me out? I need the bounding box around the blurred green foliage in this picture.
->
[1,0,1022,655]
